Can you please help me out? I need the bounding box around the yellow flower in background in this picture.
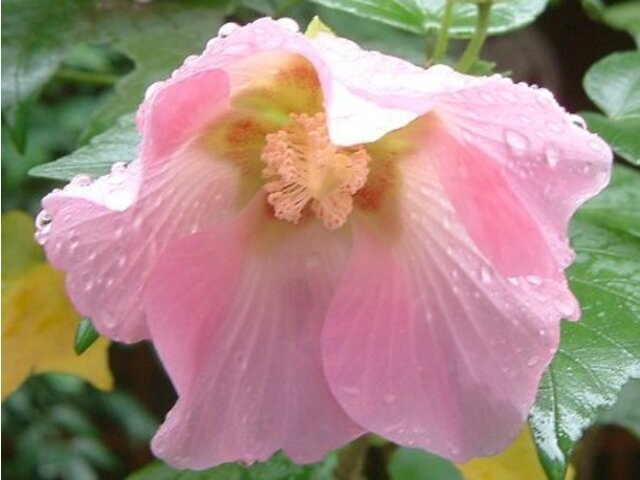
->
[2,211,112,399]
[459,426,575,480]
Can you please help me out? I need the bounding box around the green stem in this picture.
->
[431,0,456,63]
[456,1,492,73]
[54,68,119,86]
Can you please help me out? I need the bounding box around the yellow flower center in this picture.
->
[261,112,371,229]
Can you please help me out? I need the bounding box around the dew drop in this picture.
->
[105,190,135,211]
[527,355,540,367]
[507,277,520,287]
[480,266,492,284]
[569,114,587,129]
[70,174,92,187]
[110,161,127,174]
[276,17,299,32]
[384,394,396,405]
[546,121,563,133]
[144,81,163,100]
[35,210,53,245]
[525,275,542,286]
[544,145,561,168]
[218,22,240,37]
[589,140,603,152]
[504,129,529,157]
[342,385,361,396]
[554,295,575,317]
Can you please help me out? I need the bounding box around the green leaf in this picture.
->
[529,165,640,480]
[306,0,549,38]
[388,448,462,480]
[29,114,139,181]
[2,0,230,136]
[580,0,640,46]
[80,0,231,142]
[582,52,640,166]
[74,317,101,356]
[597,378,640,438]
[317,7,425,65]
[584,51,640,119]
[582,112,640,166]
[127,452,337,480]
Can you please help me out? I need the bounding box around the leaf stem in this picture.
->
[432,0,456,63]
[456,1,493,73]
[54,68,119,86]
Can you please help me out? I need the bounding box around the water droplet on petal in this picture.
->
[218,22,239,37]
[71,174,92,187]
[504,129,529,157]
[276,17,299,32]
[384,394,396,405]
[105,190,135,211]
[144,81,163,100]
[111,162,127,174]
[527,355,540,367]
[507,277,520,287]
[544,145,561,168]
[35,210,53,245]
[589,140,603,152]
[569,114,587,129]
[342,385,361,396]
[526,275,542,286]
[183,55,198,66]
[480,266,492,284]
[554,295,575,317]
[546,121,563,133]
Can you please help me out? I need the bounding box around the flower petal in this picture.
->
[433,77,612,276]
[139,18,471,149]
[323,156,577,462]
[41,135,239,342]
[145,207,363,469]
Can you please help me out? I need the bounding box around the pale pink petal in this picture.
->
[41,132,239,342]
[142,70,230,161]
[145,206,363,469]
[137,18,472,149]
[323,155,577,462]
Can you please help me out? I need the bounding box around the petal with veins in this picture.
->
[323,155,577,462]
[434,77,612,275]
[41,139,239,342]
[146,207,362,468]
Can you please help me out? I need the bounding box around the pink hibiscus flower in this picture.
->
[37,17,612,469]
